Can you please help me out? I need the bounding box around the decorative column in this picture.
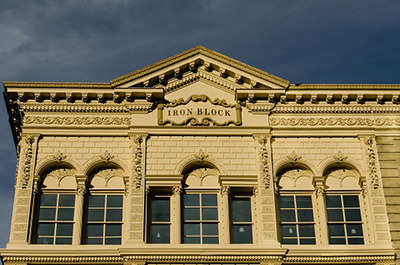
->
[253,133,279,245]
[314,179,329,245]
[171,185,182,244]
[220,185,230,244]
[73,180,86,245]
[128,133,148,243]
[9,134,40,245]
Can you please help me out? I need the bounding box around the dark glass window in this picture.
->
[326,195,364,245]
[231,196,252,243]
[35,194,75,245]
[183,194,218,244]
[279,195,316,245]
[84,194,123,245]
[148,196,170,243]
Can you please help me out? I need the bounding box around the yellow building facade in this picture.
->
[2,46,400,265]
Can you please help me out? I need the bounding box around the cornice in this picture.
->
[110,45,289,87]
[290,83,400,90]
[20,102,153,113]
[3,81,111,88]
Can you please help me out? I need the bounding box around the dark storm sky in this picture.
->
[0,0,399,247]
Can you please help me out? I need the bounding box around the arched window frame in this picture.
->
[31,167,77,245]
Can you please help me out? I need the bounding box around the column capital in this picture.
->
[220,185,230,195]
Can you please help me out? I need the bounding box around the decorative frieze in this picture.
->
[24,116,131,126]
[270,117,400,127]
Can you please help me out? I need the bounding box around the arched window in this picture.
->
[277,167,317,245]
[182,166,220,244]
[324,167,364,245]
[32,167,77,245]
[83,167,125,245]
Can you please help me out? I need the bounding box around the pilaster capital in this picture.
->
[172,185,183,195]
[220,185,230,195]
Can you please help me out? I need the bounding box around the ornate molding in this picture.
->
[194,150,208,162]
[21,135,35,189]
[270,117,400,127]
[132,134,147,189]
[20,102,153,113]
[76,184,86,196]
[53,150,67,163]
[274,104,400,114]
[220,185,230,195]
[157,94,242,126]
[326,168,359,187]
[333,151,347,163]
[94,168,124,183]
[287,151,302,164]
[315,187,326,197]
[364,137,380,189]
[24,116,131,126]
[254,134,272,189]
[47,168,76,181]
[99,150,114,163]
[172,185,183,195]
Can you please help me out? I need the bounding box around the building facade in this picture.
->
[2,46,400,265]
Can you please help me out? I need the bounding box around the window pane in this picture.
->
[345,209,362,221]
[298,225,315,237]
[297,209,314,222]
[343,195,359,207]
[88,209,104,221]
[41,194,57,206]
[151,197,170,222]
[296,196,312,208]
[328,224,345,236]
[36,237,54,244]
[281,238,297,244]
[149,224,170,243]
[326,196,342,208]
[183,194,199,206]
[327,209,343,221]
[202,208,218,220]
[37,223,55,236]
[232,198,251,222]
[346,224,363,236]
[232,224,252,244]
[55,237,72,245]
[106,209,122,221]
[184,223,200,236]
[105,238,121,245]
[203,237,219,244]
[281,225,297,237]
[56,224,73,237]
[87,224,103,236]
[88,195,105,207]
[39,208,56,221]
[202,223,218,235]
[184,208,200,220]
[86,238,103,245]
[279,196,294,208]
[348,238,364,244]
[299,238,316,244]
[107,195,123,207]
[280,210,296,222]
[105,224,121,237]
[59,195,75,207]
[183,237,200,244]
[329,237,346,244]
[57,208,75,221]
[202,194,217,206]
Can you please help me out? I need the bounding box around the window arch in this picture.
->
[276,166,317,245]
[32,167,77,245]
[324,166,365,245]
[83,167,125,245]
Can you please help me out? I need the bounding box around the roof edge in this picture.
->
[290,84,400,90]
[3,81,111,89]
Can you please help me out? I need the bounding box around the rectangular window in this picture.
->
[85,194,123,245]
[35,194,75,245]
[231,195,252,244]
[183,194,219,244]
[279,195,316,245]
[148,195,170,243]
[326,195,364,245]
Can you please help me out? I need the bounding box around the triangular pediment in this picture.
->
[112,46,289,91]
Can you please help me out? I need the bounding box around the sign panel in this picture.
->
[157,94,241,126]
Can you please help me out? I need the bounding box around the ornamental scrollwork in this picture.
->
[24,116,131,126]
[21,135,35,189]
[53,150,67,163]
[194,150,209,162]
[220,185,230,195]
[364,137,380,189]
[287,151,302,164]
[333,151,347,163]
[132,134,147,189]
[100,150,114,163]
[254,135,272,189]
[270,117,400,127]
[172,185,183,195]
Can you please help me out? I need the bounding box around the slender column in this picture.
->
[171,185,182,244]
[73,182,86,245]
[314,183,329,245]
[220,185,230,244]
